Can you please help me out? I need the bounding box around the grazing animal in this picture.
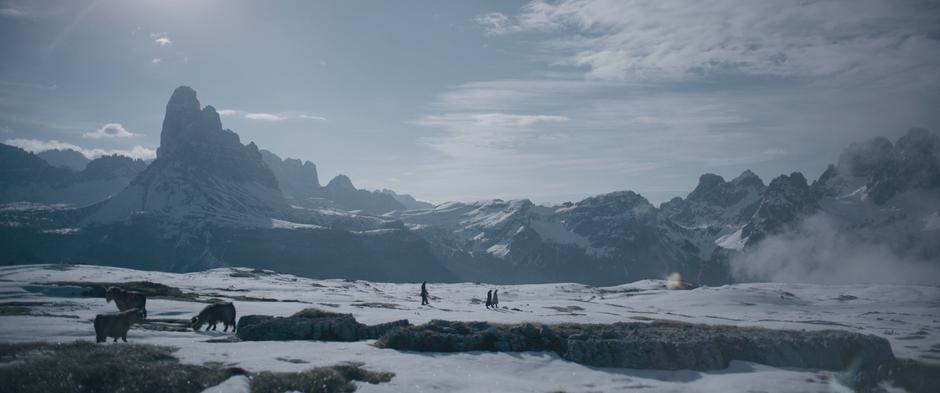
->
[105,286,147,318]
[94,308,145,343]
[192,302,237,332]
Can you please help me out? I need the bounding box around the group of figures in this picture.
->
[485,289,499,309]
[419,282,501,310]
[93,286,237,343]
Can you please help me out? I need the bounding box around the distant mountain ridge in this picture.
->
[36,149,90,171]
[0,86,936,285]
[260,149,413,214]
[0,143,146,206]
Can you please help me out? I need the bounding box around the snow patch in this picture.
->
[715,228,747,251]
[201,375,250,393]
[270,218,324,230]
[487,244,510,258]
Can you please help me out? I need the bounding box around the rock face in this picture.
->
[236,309,408,341]
[376,320,895,373]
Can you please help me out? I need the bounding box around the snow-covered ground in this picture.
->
[0,264,937,392]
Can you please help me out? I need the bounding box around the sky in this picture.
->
[1,0,939,205]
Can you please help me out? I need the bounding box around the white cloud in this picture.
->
[82,123,136,139]
[0,6,29,19]
[482,0,940,82]
[475,12,516,35]
[0,80,57,90]
[151,32,172,46]
[244,112,288,122]
[218,109,327,122]
[151,58,162,64]
[4,138,156,160]
[414,112,570,164]
[298,114,327,121]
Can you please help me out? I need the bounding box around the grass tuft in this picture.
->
[0,341,393,393]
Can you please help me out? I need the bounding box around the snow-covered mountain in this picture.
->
[0,87,454,279]
[388,129,939,285]
[1,85,936,285]
[86,86,289,226]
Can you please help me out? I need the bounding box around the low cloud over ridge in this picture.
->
[4,138,156,161]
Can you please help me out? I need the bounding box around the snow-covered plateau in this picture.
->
[1,264,937,392]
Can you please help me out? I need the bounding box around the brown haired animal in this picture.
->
[192,302,237,332]
[94,308,145,343]
[105,286,147,319]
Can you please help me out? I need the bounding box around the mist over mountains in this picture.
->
[1,86,937,285]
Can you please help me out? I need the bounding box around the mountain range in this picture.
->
[1,86,937,285]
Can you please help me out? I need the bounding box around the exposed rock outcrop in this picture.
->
[377,319,895,373]
[236,308,409,341]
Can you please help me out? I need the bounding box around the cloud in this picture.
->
[0,80,57,90]
[82,123,136,139]
[730,214,940,285]
[0,6,28,19]
[482,0,940,82]
[151,58,162,64]
[414,112,569,159]
[218,109,327,122]
[4,138,156,160]
[244,113,288,122]
[151,32,172,46]
[476,12,516,35]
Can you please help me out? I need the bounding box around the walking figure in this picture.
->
[485,290,493,309]
[492,289,499,309]
[420,281,429,305]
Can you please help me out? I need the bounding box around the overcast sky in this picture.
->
[2,0,939,204]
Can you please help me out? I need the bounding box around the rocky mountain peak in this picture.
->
[731,170,764,188]
[326,174,356,192]
[692,173,725,194]
[87,86,286,223]
[819,128,939,204]
[836,136,894,178]
[686,171,764,208]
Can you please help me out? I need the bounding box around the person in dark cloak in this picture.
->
[485,290,493,309]
[492,289,499,309]
[420,281,429,305]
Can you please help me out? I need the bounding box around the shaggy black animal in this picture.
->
[105,286,147,318]
[192,302,237,332]
[94,308,145,343]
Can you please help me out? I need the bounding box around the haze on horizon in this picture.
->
[2,0,939,205]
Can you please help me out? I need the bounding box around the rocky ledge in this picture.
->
[236,308,408,341]
[376,319,894,373]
